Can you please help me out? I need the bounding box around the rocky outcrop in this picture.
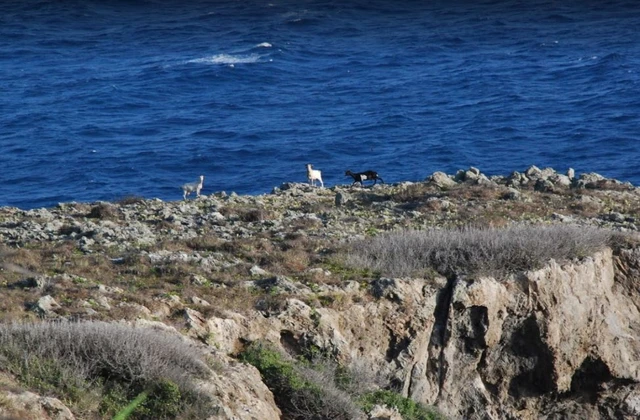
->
[194,248,640,419]
[0,390,75,420]
[428,249,640,419]
[197,357,281,420]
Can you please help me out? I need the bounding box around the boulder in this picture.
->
[428,172,458,188]
[534,178,554,192]
[32,295,61,316]
[506,171,529,187]
[0,391,75,420]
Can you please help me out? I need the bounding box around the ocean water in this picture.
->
[2,0,639,209]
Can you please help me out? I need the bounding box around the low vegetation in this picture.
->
[0,321,215,419]
[240,342,362,419]
[240,342,442,420]
[346,224,614,278]
[359,390,444,420]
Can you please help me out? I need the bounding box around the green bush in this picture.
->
[134,380,182,419]
[240,342,360,419]
[7,354,91,404]
[359,389,443,420]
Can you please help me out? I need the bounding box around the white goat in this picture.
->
[182,175,204,200]
[306,164,323,187]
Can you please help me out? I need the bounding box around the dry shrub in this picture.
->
[0,321,208,374]
[1,248,42,274]
[446,184,503,201]
[87,203,120,220]
[116,195,146,205]
[390,183,439,203]
[58,224,83,237]
[346,224,614,278]
[0,321,212,415]
[186,236,223,251]
[205,286,260,315]
[237,207,272,222]
[297,200,334,215]
[279,249,311,272]
[286,217,323,231]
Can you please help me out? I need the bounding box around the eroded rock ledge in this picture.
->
[189,249,640,419]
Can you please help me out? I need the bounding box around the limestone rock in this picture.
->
[503,188,522,200]
[202,249,640,420]
[427,171,458,188]
[1,391,75,420]
[525,165,542,179]
[32,295,61,316]
[421,249,640,419]
[369,404,403,420]
[196,356,281,420]
[116,301,151,318]
[534,178,554,192]
[506,170,528,187]
[250,265,269,277]
[549,173,572,188]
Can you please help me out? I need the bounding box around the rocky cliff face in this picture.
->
[194,248,640,419]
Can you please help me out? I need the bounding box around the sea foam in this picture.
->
[187,54,260,65]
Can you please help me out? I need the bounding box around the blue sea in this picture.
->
[2,0,640,209]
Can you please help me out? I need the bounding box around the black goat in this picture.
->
[345,170,384,186]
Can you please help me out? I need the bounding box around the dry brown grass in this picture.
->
[445,184,505,202]
[284,217,324,232]
[1,248,43,275]
[86,203,121,221]
[115,195,146,205]
[202,286,261,316]
[388,183,441,203]
[218,206,274,223]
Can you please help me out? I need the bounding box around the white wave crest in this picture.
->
[256,42,272,48]
[188,53,260,65]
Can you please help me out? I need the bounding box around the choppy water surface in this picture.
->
[1,0,639,209]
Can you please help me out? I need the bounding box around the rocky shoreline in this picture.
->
[2,166,640,419]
